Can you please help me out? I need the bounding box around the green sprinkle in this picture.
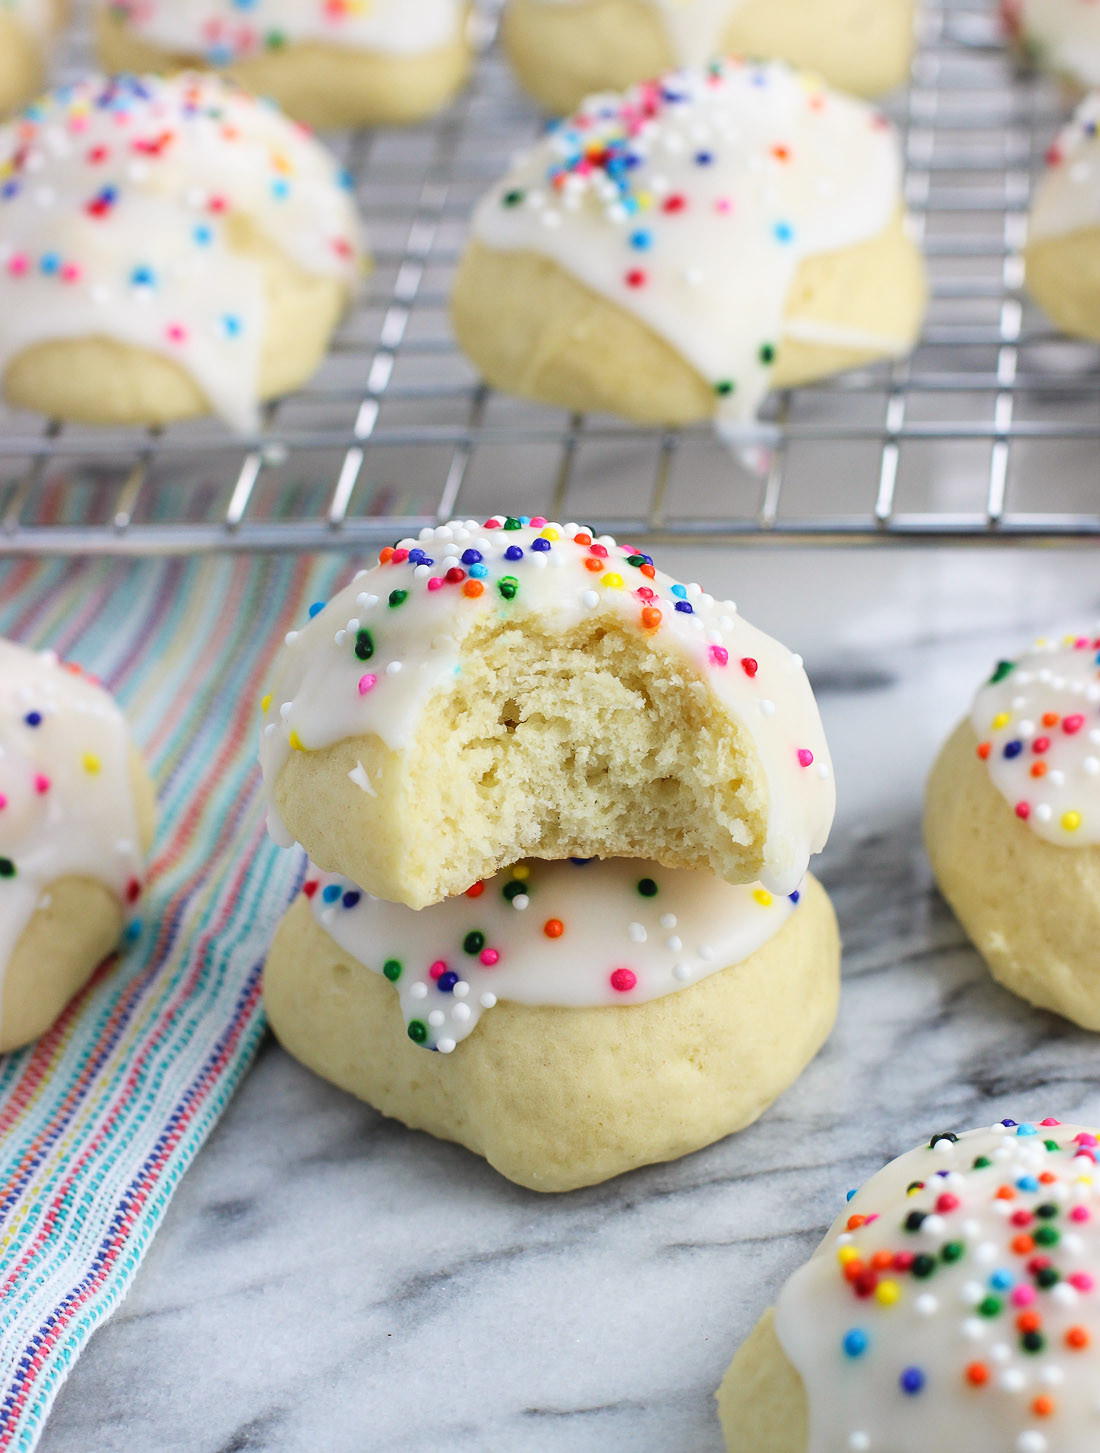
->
[355,629,374,662]
[0,858,15,879]
[759,343,776,366]
[973,1156,992,1169]
[1036,1267,1060,1289]
[503,517,522,531]
[626,555,648,568]
[637,878,658,897]
[1034,1225,1059,1247]
[714,379,735,397]
[1021,1330,1044,1354]
[265,30,286,49]
[911,1254,936,1279]
[463,930,485,955]
[978,1295,1002,1318]
[941,1242,964,1263]
[503,189,525,207]
[383,959,402,982]
[1035,1203,1059,1219]
[388,590,408,608]
[407,1020,428,1044]
[989,659,1016,684]
[1043,1140,1061,1152]
[502,881,525,902]
[498,576,519,601]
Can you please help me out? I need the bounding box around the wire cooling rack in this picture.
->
[0,0,1098,553]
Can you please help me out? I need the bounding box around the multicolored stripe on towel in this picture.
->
[0,553,353,1452]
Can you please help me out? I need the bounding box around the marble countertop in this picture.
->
[33,544,1100,1453]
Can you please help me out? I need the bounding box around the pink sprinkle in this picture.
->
[1076,1133,1098,1147]
[610,967,637,993]
[427,577,444,592]
[429,960,447,980]
[530,516,548,527]
[480,948,499,967]
[165,323,188,345]
[357,674,377,695]
[34,774,49,794]
[1070,1272,1095,1292]
[1071,1206,1091,1223]
[1064,714,1085,734]
[7,254,29,277]
[714,197,733,213]
[1011,1285,1036,1307]
[797,748,814,768]
[0,794,6,809]
[60,263,82,284]
[1015,802,1030,819]
[936,1193,959,1213]
[709,645,729,667]
[1041,1117,1062,1126]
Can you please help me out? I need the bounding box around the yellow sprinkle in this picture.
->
[753,889,772,907]
[992,712,1010,730]
[637,191,653,210]
[512,865,531,881]
[1062,810,1082,832]
[82,753,101,775]
[875,1280,901,1307]
[540,528,559,541]
[601,573,624,589]
[289,730,306,752]
[837,1246,859,1266]
[906,1183,922,1196]
[260,693,272,714]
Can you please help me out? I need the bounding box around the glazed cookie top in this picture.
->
[522,0,743,68]
[259,516,835,896]
[970,632,1100,845]
[1006,0,1100,90]
[775,1119,1100,1453]
[470,58,905,425]
[1029,94,1100,243]
[306,856,800,1053]
[100,0,465,59]
[0,639,146,1028]
[0,72,363,432]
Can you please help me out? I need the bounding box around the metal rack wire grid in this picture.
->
[1,0,1098,552]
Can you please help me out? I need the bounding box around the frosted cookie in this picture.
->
[719,1118,1100,1453]
[94,0,472,129]
[451,60,927,431]
[0,73,365,432]
[925,631,1100,1029]
[265,859,839,1190]
[0,638,155,1053]
[259,516,835,911]
[0,1,63,117]
[1004,0,1100,90]
[503,0,916,115]
[1025,95,1100,345]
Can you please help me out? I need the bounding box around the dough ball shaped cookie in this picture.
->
[259,516,835,910]
[94,0,472,129]
[266,860,839,1191]
[1025,95,1100,343]
[925,632,1100,1029]
[451,60,926,430]
[0,72,366,432]
[1004,0,1100,91]
[503,0,916,115]
[719,1118,1100,1451]
[0,0,64,117]
[0,638,155,1053]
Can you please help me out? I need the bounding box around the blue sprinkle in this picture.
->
[531,538,551,553]
[695,150,714,166]
[670,583,688,598]
[1001,1119,1018,1128]
[222,315,243,338]
[990,1269,1013,1290]
[271,178,290,201]
[130,265,156,288]
[39,252,61,276]
[788,890,800,904]
[308,601,325,618]
[1003,740,1023,759]
[438,972,459,993]
[470,563,489,579]
[773,221,795,244]
[193,224,213,247]
[1016,1122,1037,1136]
[900,1368,925,1396]
[342,891,361,909]
[843,1329,868,1359]
[24,712,41,728]
[322,884,341,904]
[675,601,694,614]
[407,549,427,565]
[461,549,483,565]
[570,857,594,865]
[846,1188,858,1202]
[1016,1175,1039,1192]
[123,920,142,944]
[629,229,653,250]
[505,546,524,562]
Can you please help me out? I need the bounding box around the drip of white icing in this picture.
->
[527,0,745,68]
[1029,93,1100,243]
[470,59,904,425]
[1012,0,1100,89]
[99,0,465,59]
[258,517,836,898]
[0,639,146,1039]
[775,1120,1100,1453]
[0,73,364,433]
[969,631,1100,845]
[306,855,799,1051]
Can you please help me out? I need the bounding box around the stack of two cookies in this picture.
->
[259,517,840,1191]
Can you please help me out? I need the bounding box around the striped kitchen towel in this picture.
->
[0,551,351,1452]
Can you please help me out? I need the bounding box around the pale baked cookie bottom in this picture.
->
[0,745,156,1052]
[450,213,927,426]
[3,222,356,428]
[0,13,48,117]
[1025,227,1100,344]
[717,1307,807,1453]
[264,872,840,1191]
[94,9,473,129]
[502,0,916,114]
[925,718,1100,1029]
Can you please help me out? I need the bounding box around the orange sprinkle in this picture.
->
[1016,1311,1042,1334]
[573,532,592,546]
[465,883,485,899]
[1011,1234,1035,1255]
[641,606,662,630]
[1042,711,1060,726]
[1031,762,1048,778]
[640,563,656,579]
[771,144,791,161]
[1066,1326,1090,1349]
[977,742,991,760]
[965,1362,989,1387]
[463,580,484,598]
[847,1215,867,1231]
[543,918,564,939]
[996,1185,1016,1201]
[871,1250,894,1271]
[379,546,395,564]
[842,1260,865,1283]
[1032,1397,1055,1418]
[1039,1172,1056,1184]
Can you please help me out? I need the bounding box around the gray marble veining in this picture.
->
[34,546,1100,1453]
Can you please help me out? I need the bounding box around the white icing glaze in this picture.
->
[1008,0,1100,89]
[524,0,745,68]
[470,58,906,424]
[0,638,146,1039]
[0,73,364,433]
[305,855,799,1052]
[969,631,1100,845]
[1029,93,1100,243]
[99,0,464,59]
[258,516,835,897]
[775,1120,1100,1453]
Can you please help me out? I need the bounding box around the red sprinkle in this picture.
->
[610,967,637,992]
[741,657,759,678]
